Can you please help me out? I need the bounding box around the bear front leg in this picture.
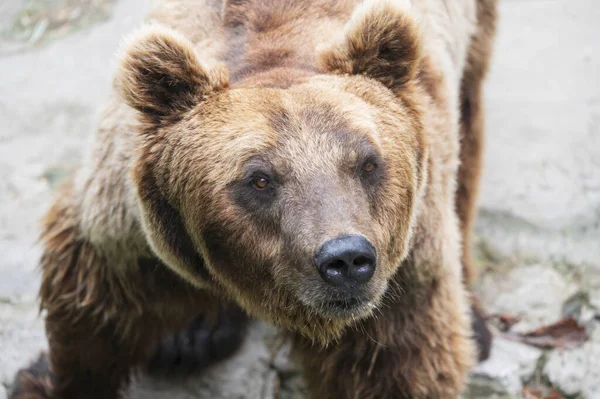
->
[293,274,476,399]
[11,301,249,399]
[10,310,157,399]
[8,191,168,399]
[50,317,152,398]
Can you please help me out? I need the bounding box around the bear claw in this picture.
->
[147,306,249,375]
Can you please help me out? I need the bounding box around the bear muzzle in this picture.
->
[311,235,379,316]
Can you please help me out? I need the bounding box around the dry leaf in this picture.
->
[506,317,587,349]
[545,389,563,399]
[522,386,564,399]
[522,386,543,399]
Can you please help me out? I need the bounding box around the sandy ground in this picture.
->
[0,0,599,398]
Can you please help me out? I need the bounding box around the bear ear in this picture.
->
[318,0,422,91]
[116,25,229,123]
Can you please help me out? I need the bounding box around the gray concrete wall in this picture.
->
[478,0,600,268]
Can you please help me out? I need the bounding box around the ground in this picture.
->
[0,1,598,398]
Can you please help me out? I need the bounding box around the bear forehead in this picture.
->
[170,75,417,188]
[194,79,384,150]
[203,88,381,171]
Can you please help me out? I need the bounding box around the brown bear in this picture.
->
[10,0,497,398]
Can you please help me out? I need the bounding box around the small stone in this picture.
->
[271,341,305,399]
[464,337,543,398]
[589,292,600,312]
[464,375,518,399]
[544,327,600,399]
[562,291,588,319]
[276,374,307,399]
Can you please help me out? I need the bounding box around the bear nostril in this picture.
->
[329,259,346,270]
[314,235,377,288]
[353,256,371,267]
[324,260,345,277]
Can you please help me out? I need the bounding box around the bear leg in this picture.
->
[456,0,498,286]
[456,0,498,364]
[9,188,175,398]
[9,315,154,399]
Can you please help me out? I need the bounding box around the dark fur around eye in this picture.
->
[230,171,277,212]
[358,154,384,184]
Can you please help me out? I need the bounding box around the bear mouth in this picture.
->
[318,296,373,317]
[328,297,362,309]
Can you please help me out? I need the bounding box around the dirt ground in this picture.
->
[0,1,599,398]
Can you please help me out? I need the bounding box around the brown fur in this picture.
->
[27,182,219,398]
[10,0,498,398]
[456,0,498,286]
[317,0,421,92]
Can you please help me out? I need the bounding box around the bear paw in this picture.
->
[471,301,493,362]
[147,306,249,375]
[8,353,53,399]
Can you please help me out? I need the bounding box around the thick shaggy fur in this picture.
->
[456,0,498,287]
[10,0,497,398]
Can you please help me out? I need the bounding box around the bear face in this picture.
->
[118,0,427,342]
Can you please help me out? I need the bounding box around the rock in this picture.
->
[562,291,588,319]
[271,340,306,399]
[0,384,7,399]
[482,265,577,333]
[561,291,599,331]
[585,272,600,319]
[590,292,600,312]
[464,337,543,398]
[271,340,299,376]
[477,0,600,269]
[277,374,307,399]
[544,327,600,399]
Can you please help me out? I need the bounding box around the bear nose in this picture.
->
[314,235,376,288]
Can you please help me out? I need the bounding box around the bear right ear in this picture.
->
[116,25,229,123]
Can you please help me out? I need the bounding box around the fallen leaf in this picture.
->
[545,389,563,399]
[522,386,564,399]
[522,386,543,399]
[505,317,587,349]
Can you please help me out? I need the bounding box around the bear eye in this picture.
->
[362,161,376,174]
[252,176,269,190]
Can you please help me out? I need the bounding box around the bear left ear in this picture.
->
[318,0,422,91]
[116,25,229,123]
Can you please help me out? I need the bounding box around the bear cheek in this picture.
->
[200,219,284,290]
[372,184,414,276]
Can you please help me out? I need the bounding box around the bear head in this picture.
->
[117,0,428,343]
